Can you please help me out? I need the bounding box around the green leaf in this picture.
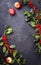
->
[10,45,16,49]
[30,21,36,27]
[17,58,21,63]
[22,0,28,6]
[38,44,41,50]
[33,34,40,40]
[36,43,41,50]
[13,50,18,57]
[24,11,31,17]
[5,50,8,56]
[0,42,3,46]
[35,48,41,54]
[3,47,6,53]
[24,11,28,16]
[36,43,39,46]
[4,27,13,35]
[12,59,15,63]
[27,13,31,17]
[23,0,28,3]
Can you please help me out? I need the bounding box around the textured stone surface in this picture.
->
[0,0,41,65]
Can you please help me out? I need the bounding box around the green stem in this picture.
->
[14,57,21,65]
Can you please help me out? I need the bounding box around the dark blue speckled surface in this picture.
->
[0,0,41,65]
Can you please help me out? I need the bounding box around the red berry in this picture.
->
[37,32,41,35]
[32,5,36,10]
[27,1,32,6]
[29,4,33,8]
[39,26,41,31]
[14,2,21,9]
[9,49,13,54]
[39,40,41,45]
[2,35,7,41]
[34,9,38,13]
[35,24,40,28]
[35,24,41,35]
[36,16,40,20]
[4,42,10,49]
[8,8,15,15]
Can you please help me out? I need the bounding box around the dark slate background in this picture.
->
[0,0,41,65]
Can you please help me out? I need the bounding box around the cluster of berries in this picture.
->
[1,35,13,63]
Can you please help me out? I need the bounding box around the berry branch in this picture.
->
[0,25,26,65]
[23,0,41,54]
[0,0,41,65]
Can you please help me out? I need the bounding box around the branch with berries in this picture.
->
[0,0,41,65]
[23,0,41,54]
[0,25,26,65]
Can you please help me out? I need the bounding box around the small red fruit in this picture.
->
[2,35,7,41]
[29,4,33,8]
[37,32,41,35]
[27,1,32,6]
[36,16,40,20]
[8,8,15,15]
[4,42,10,49]
[9,49,13,54]
[32,5,36,10]
[35,24,40,28]
[34,9,38,13]
[39,40,41,45]
[14,2,21,9]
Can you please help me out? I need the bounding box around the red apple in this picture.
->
[8,8,15,15]
[14,2,21,9]
[6,57,12,63]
